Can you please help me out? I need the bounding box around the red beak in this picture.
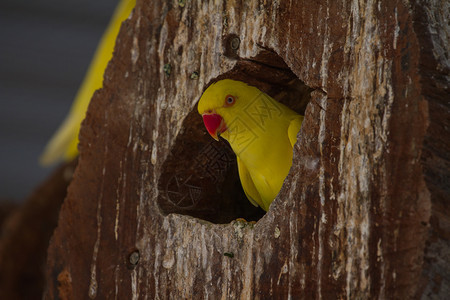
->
[202,113,227,141]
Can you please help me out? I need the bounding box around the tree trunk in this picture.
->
[0,161,75,299]
[45,0,449,299]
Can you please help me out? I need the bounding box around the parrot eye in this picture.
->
[224,95,236,106]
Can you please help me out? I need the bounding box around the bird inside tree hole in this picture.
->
[157,49,312,224]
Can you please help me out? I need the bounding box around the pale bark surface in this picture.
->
[44,0,449,299]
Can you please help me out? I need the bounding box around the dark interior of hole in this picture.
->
[157,49,312,224]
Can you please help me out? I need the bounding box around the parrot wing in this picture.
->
[288,115,304,148]
[236,156,262,209]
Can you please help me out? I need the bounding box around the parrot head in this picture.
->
[197,79,260,141]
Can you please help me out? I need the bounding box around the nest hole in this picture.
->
[157,49,312,224]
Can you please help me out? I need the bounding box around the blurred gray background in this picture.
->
[0,0,118,202]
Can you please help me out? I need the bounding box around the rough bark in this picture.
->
[414,1,450,298]
[0,161,75,299]
[44,0,448,299]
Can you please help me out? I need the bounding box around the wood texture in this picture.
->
[44,0,449,299]
[0,161,75,299]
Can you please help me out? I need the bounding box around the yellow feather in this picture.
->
[288,115,304,148]
[236,156,261,208]
[198,79,303,211]
[40,0,136,165]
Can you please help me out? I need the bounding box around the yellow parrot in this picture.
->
[198,79,303,211]
[40,0,136,165]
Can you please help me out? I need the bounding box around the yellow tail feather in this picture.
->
[40,0,136,165]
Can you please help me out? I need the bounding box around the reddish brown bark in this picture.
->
[0,161,75,299]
